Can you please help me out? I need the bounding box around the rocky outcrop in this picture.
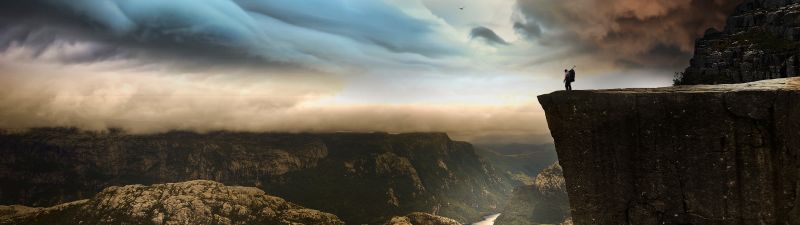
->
[0,130,510,224]
[0,180,344,225]
[383,212,461,225]
[681,0,800,84]
[0,205,39,219]
[538,78,800,224]
[495,163,570,225]
[532,163,566,195]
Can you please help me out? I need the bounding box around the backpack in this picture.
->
[568,69,576,82]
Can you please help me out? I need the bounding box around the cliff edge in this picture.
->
[538,77,800,224]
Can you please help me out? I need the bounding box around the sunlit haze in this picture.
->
[0,0,740,144]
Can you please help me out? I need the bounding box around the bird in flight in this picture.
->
[459,7,464,10]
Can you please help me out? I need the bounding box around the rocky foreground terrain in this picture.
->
[495,163,570,225]
[0,130,510,224]
[539,77,800,224]
[0,180,466,225]
[0,180,345,225]
[681,0,800,84]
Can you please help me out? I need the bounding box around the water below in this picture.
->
[470,213,501,225]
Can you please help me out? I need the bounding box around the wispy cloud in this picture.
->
[0,52,554,144]
[470,26,509,46]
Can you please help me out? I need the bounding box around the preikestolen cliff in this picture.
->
[1,0,799,225]
[540,0,800,224]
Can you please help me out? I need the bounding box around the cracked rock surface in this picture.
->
[0,180,344,225]
[539,77,800,225]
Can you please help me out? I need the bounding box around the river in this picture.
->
[470,213,501,225]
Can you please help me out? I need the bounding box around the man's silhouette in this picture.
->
[563,69,573,91]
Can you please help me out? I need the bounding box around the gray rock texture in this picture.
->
[539,78,800,224]
[0,131,509,224]
[681,0,800,84]
[1,180,344,225]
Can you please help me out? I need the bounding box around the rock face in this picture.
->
[383,212,461,225]
[538,78,800,224]
[681,0,800,85]
[495,163,570,225]
[0,130,509,224]
[1,180,344,225]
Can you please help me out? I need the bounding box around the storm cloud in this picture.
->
[514,0,743,69]
[0,0,465,72]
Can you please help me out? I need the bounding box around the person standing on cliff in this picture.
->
[563,68,575,91]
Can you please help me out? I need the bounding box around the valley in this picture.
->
[0,128,562,224]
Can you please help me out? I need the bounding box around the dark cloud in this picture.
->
[0,0,464,72]
[615,44,693,70]
[239,1,459,56]
[513,21,541,39]
[469,26,509,46]
[515,0,743,70]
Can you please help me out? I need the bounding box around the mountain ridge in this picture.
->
[0,128,511,224]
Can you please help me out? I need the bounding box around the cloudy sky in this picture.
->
[0,0,741,144]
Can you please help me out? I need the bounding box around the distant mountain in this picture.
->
[477,143,556,156]
[494,163,570,225]
[0,180,345,225]
[0,128,512,224]
[475,144,558,186]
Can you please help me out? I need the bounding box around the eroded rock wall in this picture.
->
[681,0,800,84]
[538,78,800,224]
